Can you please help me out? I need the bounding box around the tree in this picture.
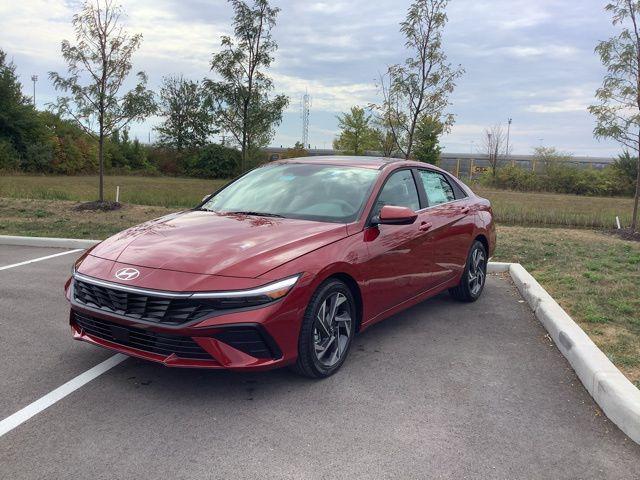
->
[412,115,443,164]
[49,0,156,203]
[615,151,640,187]
[0,49,48,166]
[333,106,379,155]
[204,0,288,172]
[532,146,572,170]
[155,75,215,151]
[376,0,463,160]
[483,124,507,179]
[372,113,399,157]
[588,0,640,231]
[281,141,308,159]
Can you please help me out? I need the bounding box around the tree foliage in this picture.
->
[376,0,463,160]
[333,106,379,155]
[155,76,215,151]
[589,0,640,230]
[204,0,288,171]
[412,115,443,164]
[0,49,47,165]
[49,0,156,202]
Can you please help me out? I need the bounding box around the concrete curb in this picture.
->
[0,235,100,249]
[2,234,639,444]
[503,262,640,445]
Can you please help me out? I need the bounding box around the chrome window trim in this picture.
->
[73,272,300,299]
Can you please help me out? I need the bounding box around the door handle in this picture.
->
[461,206,471,214]
[419,222,433,232]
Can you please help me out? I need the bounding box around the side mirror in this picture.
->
[377,205,418,226]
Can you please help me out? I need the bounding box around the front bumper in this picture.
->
[66,274,310,370]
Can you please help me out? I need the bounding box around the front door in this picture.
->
[362,169,426,319]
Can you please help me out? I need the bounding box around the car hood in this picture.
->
[89,210,348,278]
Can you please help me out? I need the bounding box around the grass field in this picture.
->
[474,187,634,229]
[0,175,227,208]
[0,175,635,228]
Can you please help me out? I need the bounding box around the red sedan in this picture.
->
[66,156,495,378]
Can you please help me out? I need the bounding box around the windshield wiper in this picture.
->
[226,211,285,218]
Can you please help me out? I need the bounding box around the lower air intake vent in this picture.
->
[73,312,212,360]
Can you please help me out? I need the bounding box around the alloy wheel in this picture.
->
[313,292,352,367]
[468,247,486,296]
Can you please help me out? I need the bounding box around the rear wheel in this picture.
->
[449,240,487,302]
[293,279,356,378]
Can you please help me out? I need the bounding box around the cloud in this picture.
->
[0,0,623,155]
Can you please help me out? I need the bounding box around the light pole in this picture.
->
[31,75,38,108]
[506,118,512,157]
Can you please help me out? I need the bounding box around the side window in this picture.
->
[448,175,468,200]
[419,170,456,206]
[374,170,420,216]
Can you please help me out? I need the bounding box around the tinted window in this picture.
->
[448,175,468,200]
[419,170,456,206]
[201,163,379,223]
[373,170,420,216]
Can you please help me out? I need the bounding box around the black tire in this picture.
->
[449,240,487,302]
[292,279,356,379]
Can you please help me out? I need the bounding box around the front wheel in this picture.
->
[293,279,356,378]
[449,240,487,302]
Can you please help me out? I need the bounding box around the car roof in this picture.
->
[273,155,437,171]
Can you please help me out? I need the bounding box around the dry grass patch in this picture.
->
[0,197,176,239]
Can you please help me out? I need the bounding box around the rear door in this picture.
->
[414,169,475,290]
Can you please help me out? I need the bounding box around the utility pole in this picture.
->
[506,118,512,157]
[31,75,38,108]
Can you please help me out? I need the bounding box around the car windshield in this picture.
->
[201,163,379,223]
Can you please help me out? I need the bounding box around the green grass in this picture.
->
[494,226,640,383]
[0,175,228,208]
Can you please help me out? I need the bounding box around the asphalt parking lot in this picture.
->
[1,244,639,479]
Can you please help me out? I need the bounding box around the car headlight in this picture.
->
[191,275,300,309]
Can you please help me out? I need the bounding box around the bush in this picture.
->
[184,144,240,178]
[0,138,20,171]
[21,141,54,172]
[486,164,540,191]
[482,162,633,197]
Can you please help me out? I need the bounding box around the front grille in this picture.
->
[74,278,218,326]
[73,312,212,360]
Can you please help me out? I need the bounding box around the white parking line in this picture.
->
[0,249,83,271]
[0,354,127,437]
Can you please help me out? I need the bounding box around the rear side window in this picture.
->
[373,169,420,215]
[419,170,456,206]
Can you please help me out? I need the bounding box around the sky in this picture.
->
[0,0,624,157]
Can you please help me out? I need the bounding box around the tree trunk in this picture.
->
[632,150,640,232]
[98,126,104,203]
